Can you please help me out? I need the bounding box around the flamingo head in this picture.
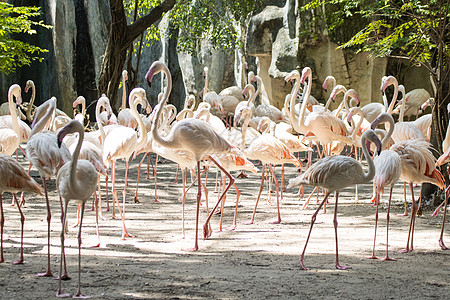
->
[347,89,360,107]
[73,96,85,108]
[24,80,33,93]
[145,61,168,88]
[299,67,312,85]
[122,70,128,81]
[380,75,398,93]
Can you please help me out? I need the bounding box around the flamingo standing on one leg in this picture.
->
[146,61,238,251]
[0,154,42,264]
[55,120,98,298]
[287,129,382,270]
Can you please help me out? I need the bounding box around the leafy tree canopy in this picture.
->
[0,2,51,74]
[123,0,261,56]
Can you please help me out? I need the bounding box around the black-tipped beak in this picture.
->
[376,142,382,156]
[324,88,328,93]
[356,101,360,107]
[147,78,152,88]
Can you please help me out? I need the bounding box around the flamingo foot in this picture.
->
[13,258,24,265]
[87,242,101,248]
[381,256,397,261]
[431,207,440,217]
[73,293,90,299]
[56,291,71,298]
[227,225,236,231]
[364,255,379,260]
[397,247,412,253]
[184,246,199,252]
[111,215,121,220]
[299,259,310,271]
[244,219,254,225]
[37,270,53,277]
[397,212,408,217]
[237,171,248,179]
[336,264,352,270]
[439,239,448,250]
[121,231,134,240]
[86,207,94,212]
[203,223,212,239]
[134,197,140,203]
[102,207,110,212]
[54,273,71,281]
[270,219,281,224]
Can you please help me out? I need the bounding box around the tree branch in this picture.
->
[126,0,176,45]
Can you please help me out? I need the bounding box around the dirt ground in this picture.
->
[1,152,449,299]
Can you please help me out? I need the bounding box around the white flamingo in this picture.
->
[55,120,98,298]
[117,70,138,129]
[287,129,382,270]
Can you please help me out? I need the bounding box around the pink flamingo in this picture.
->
[55,120,98,298]
[102,88,148,239]
[146,61,237,251]
[372,113,445,253]
[117,70,138,129]
[288,129,382,270]
[0,84,22,156]
[26,97,71,277]
[0,154,42,264]
[240,106,302,225]
[366,113,401,260]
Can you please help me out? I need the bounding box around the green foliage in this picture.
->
[300,0,450,67]
[124,0,261,56]
[0,3,51,74]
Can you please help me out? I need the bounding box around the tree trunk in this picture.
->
[97,0,176,111]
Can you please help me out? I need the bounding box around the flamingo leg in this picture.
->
[37,177,53,277]
[268,164,281,224]
[121,160,134,239]
[111,161,117,218]
[202,156,235,239]
[333,192,351,270]
[12,194,25,264]
[366,190,379,259]
[134,153,147,203]
[300,192,330,270]
[146,153,153,180]
[398,182,408,216]
[382,186,397,261]
[229,183,241,231]
[302,186,318,210]
[438,187,449,250]
[245,164,266,225]
[399,182,416,253]
[181,168,186,238]
[172,164,179,183]
[73,203,88,298]
[186,161,202,251]
[218,174,226,232]
[56,202,70,297]
[104,173,110,212]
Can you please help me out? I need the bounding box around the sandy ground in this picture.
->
[0,152,449,299]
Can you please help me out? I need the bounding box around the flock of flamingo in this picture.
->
[0,60,449,297]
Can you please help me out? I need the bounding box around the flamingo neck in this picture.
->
[291,73,309,134]
[382,115,395,149]
[8,91,20,137]
[31,100,55,136]
[96,100,106,144]
[386,81,398,115]
[360,134,376,183]
[129,91,147,150]
[399,93,406,123]
[350,110,364,141]
[121,76,127,110]
[27,82,36,121]
[70,123,85,195]
[203,70,209,96]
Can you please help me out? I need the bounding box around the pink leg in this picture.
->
[245,164,266,225]
[203,156,235,239]
[134,153,147,203]
[397,182,408,216]
[104,173,110,212]
[438,186,449,250]
[121,160,134,239]
[398,182,416,253]
[300,192,330,270]
[366,190,379,259]
[333,192,351,270]
[268,164,281,224]
[56,202,70,298]
[73,203,88,298]
[229,183,241,231]
[185,161,202,252]
[382,186,397,261]
[302,186,318,210]
[37,178,53,277]
[13,194,26,264]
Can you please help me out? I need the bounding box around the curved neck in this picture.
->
[241,113,251,150]
[31,99,55,136]
[398,93,406,122]
[151,66,181,149]
[350,110,364,141]
[96,99,107,143]
[290,74,309,134]
[27,82,36,121]
[176,108,194,121]
[248,82,260,106]
[203,69,209,96]
[121,75,127,110]
[70,124,85,195]
[382,115,395,149]
[8,90,20,136]
[360,134,376,183]
[129,90,147,150]
[386,82,398,114]
[255,77,270,105]
[81,98,86,117]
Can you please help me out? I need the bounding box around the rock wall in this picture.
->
[0,0,432,117]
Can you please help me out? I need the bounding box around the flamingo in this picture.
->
[0,85,22,157]
[26,97,71,277]
[72,96,86,126]
[21,79,37,122]
[371,113,445,253]
[201,66,223,113]
[118,70,138,129]
[218,57,249,101]
[287,129,382,270]
[393,87,431,120]
[253,75,287,123]
[234,83,258,124]
[366,113,401,261]
[0,154,42,264]
[240,106,302,225]
[146,61,238,251]
[102,88,148,239]
[55,120,98,298]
